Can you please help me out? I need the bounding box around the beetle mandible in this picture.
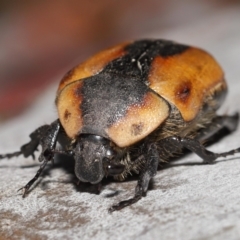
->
[1,39,240,212]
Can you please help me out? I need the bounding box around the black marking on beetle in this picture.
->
[78,72,153,137]
[131,122,144,136]
[103,40,189,80]
[176,82,192,103]
[74,40,189,139]
[64,109,71,122]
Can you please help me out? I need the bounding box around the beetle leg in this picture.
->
[18,160,48,197]
[159,136,240,164]
[0,125,50,160]
[197,113,239,142]
[18,119,61,197]
[109,143,159,212]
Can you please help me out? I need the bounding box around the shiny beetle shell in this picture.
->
[56,40,226,147]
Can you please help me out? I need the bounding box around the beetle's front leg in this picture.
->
[0,125,50,160]
[109,143,159,212]
[19,119,61,197]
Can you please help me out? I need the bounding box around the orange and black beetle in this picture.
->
[1,39,240,212]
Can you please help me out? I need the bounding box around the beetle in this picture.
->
[1,39,240,212]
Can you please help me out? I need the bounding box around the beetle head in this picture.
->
[74,135,125,184]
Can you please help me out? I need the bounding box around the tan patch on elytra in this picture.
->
[57,81,84,139]
[148,47,226,122]
[58,42,129,92]
[106,92,170,147]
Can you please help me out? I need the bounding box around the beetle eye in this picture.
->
[105,148,117,159]
[103,157,125,176]
[107,163,125,176]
